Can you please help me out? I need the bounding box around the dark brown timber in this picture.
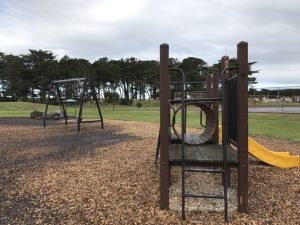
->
[237,41,249,213]
[159,43,170,210]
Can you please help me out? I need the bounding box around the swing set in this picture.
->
[43,77,104,131]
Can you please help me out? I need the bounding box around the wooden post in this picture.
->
[159,43,170,210]
[221,55,229,145]
[212,68,219,144]
[221,56,230,187]
[206,75,212,138]
[237,41,249,213]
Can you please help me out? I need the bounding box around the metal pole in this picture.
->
[57,85,68,126]
[77,81,86,132]
[90,80,104,129]
[43,83,53,127]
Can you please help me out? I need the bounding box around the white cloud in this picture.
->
[0,0,300,86]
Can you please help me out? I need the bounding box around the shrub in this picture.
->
[120,98,132,106]
[136,101,142,108]
[104,92,120,104]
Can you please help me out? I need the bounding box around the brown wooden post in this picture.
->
[159,43,170,210]
[212,68,219,144]
[237,41,249,213]
[221,55,229,143]
[206,75,212,137]
[221,56,230,187]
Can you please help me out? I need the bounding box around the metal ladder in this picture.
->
[180,68,229,222]
[180,138,229,221]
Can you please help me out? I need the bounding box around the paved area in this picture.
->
[248,107,300,113]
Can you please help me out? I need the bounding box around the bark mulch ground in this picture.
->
[0,118,299,225]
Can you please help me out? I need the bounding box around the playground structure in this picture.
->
[43,77,104,131]
[158,42,249,222]
[158,42,300,222]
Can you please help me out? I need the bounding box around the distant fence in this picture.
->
[248,86,300,113]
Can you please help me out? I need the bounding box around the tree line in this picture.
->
[0,50,258,104]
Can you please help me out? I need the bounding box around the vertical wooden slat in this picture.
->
[159,43,170,210]
[221,56,229,145]
[221,56,230,188]
[212,68,219,144]
[237,41,249,213]
[206,74,212,138]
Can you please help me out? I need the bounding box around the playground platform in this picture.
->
[169,144,238,167]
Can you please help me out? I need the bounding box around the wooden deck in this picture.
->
[169,144,238,167]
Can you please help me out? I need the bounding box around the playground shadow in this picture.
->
[0,117,71,127]
[0,118,141,170]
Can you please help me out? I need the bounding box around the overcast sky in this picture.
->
[1,0,300,87]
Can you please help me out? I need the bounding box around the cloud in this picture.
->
[0,0,300,86]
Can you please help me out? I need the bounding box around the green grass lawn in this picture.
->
[1,102,300,142]
[0,102,161,122]
[249,113,300,142]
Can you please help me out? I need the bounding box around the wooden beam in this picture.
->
[237,41,249,213]
[159,43,170,210]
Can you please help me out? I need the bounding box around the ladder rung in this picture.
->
[184,194,225,199]
[184,168,225,173]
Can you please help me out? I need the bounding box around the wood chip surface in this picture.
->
[0,118,299,225]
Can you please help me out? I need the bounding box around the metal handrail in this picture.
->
[170,67,187,220]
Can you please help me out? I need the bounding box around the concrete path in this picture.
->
[248,107,300,113]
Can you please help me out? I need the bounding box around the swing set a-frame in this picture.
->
[43,77,104,131]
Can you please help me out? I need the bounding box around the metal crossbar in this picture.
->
[170,97,221,104]
[184,194,225,199]
[170,81,206,85]
[184,168,225,173]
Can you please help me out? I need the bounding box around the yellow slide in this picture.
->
[248,138,299,168]
[218,128,300,168]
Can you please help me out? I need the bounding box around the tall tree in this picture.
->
[93,57,121,99]
[23,50,58,102]
[213,58,258,85]
[2,54,29,101]
[180,57,208,81]
[0,52,6,97]
[59,56,93,79]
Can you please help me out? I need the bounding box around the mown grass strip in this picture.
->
[0,102,299,142]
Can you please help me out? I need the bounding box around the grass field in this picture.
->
[0,102,300,142]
